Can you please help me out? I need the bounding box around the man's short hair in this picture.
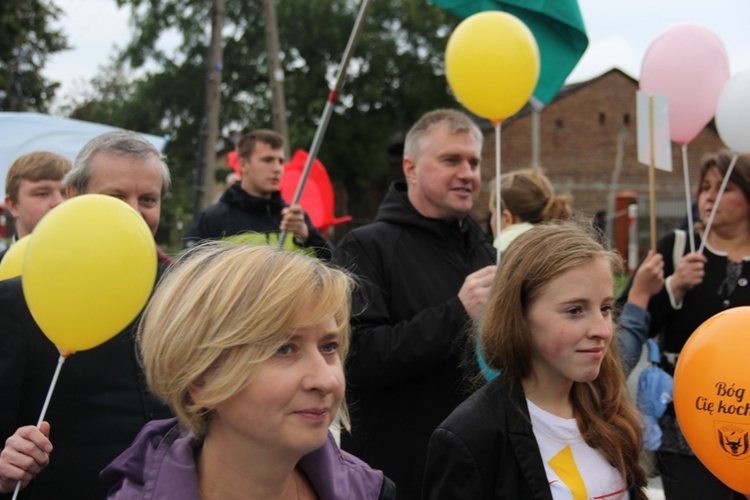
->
[5,152,73,201]
[403,109,483,162]
[66,130,171,197]
[5,151,73,201]
[236,129,285,160]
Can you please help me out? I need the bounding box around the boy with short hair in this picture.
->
[3,151,72,249]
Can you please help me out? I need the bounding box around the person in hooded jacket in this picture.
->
[101,243,395,500]
[183,129,331,259]
[333,109,496,499]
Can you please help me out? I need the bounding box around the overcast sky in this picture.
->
[42,0,750,109]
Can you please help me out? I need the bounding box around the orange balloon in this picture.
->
[674,306,750,494]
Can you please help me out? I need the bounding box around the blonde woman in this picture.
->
[425,222,647,499]
[101,243,395,499]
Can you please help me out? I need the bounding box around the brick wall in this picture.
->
[475,69,725,253]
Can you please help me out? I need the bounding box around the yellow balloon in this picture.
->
[445,11,540,124]
[0,235,32,281]
[22,195,157,354]
[674,307,750,494]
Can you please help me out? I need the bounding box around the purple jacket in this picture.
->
[101,418,394,499]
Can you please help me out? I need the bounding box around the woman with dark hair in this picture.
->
[618,150,750,499]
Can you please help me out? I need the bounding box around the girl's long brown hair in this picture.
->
[480,221,647,498]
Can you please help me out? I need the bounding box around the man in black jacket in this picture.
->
[0,130,174,499]
[183,129,331,259]
[333,109,497,499]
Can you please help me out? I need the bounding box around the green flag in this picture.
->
[430,0,588,105]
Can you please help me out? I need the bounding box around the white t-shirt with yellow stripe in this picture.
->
[527,399,630,500]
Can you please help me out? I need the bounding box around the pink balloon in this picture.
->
[640,24,730,145]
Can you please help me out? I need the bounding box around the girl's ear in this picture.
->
[501,209,517,228]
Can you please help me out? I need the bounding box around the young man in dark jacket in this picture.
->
[333,109,497,499]
[1,151,71,262]
[183,129,331,259]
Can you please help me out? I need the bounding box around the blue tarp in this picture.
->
[0,112,167,196]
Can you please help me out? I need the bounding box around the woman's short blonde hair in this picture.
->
[138,243,354,438]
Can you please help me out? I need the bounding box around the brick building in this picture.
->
[475,68,725,255]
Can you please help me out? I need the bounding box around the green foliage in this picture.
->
[0,0,69,111]
[67,0,460,241]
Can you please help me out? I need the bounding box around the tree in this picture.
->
[69,0,459,242]
[0,0,69,111]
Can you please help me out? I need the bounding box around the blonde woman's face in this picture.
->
[211,315,344,459]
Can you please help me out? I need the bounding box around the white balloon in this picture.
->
[716,68,750,154]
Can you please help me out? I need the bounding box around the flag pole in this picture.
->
[529,96,544,169]
[278,0,373,247]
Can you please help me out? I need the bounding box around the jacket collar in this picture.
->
[375,182,489,245]
[299,432,385,499]
[502,379,555,500]
[102,419,384,500]
[220,183,286,214]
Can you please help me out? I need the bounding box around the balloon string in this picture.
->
[495,123,502,264]
[11,354,67,500]
[698,154,737,255]
[681,144,696,253]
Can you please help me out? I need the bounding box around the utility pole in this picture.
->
[263,0,289,157]
[193,0,225,216]
[529,96,544,169]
